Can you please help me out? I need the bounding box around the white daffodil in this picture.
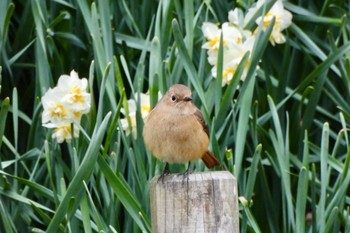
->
[42,87,72,125]
[228,8,240,26]
[202,15,257,86]
[228,9,253,42]
[201,22,242,51]
[120,92,157,136]
[202,2,292,86]
[42,70,91,143]
[45,123,80,143]
[208,34,255,85]
[246,0,292,46]
[57,70,91,115]
[201,22,222,50]
[210,56,239,86]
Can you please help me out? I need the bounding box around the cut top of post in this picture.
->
[150,171,240,233]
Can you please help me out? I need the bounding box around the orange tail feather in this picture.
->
[201,150,220,169]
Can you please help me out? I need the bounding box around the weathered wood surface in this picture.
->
[150,171,239,233]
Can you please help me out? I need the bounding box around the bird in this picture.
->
[142,84,220,181]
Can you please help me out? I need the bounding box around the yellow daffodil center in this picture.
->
[70,85,85,103]
[209,36,220,47]
[263,13,281,28]
[74,111,82,119]
[54,125,71,137]
[141,104,151,113]
[223,67,235,81]
[209,36,227,48]
[50,103,67,119]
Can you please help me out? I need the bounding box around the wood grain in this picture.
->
[150,171,239,233]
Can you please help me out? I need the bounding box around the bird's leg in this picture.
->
[181,162,192,181]
[158,163,170,183]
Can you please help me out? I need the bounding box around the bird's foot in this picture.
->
[158,163,170,183]
[182,167,191,180]
[178,164,193,183]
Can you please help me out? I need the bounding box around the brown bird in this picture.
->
[142,84,220,180]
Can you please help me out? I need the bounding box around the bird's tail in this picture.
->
[201,150,220,169]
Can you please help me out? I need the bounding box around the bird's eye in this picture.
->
[171,95,176,102]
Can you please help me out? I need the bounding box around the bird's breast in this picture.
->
[143,111,209,163]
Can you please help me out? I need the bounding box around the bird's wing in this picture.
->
[193,108,209,136]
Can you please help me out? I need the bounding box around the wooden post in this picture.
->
[150,171,239,233]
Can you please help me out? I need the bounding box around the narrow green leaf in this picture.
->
[95,62,111,129]
[285,2,343,25]
[54,32,86,49]
[83,181,106,232]
[8,39,35,66]
[0,66,2,95]
[120,55,135,94]
[12,88,18,150]
[115,33,151,51]
[1,3,15,46]
[121,0,142,38]
[31,1,53,94]
[102,93,124,158]
[0,97,10,149]
[90,2,107,73]
[345,208,350,233]
[243,206,262,233]
[293,15,343,25]
[310,163,317,233]
[184,0,194,55]
[154,0,173,58]
[302,72,327,129]
[245,144,261,200]
[149,36,163,96]
[296,167,308,233]
[318,122,329,233]
[234,78,254,179]
[97,0,117,111]
[214,32,223,116]
[302,130,310,168]
[80,194,92,233]
[324,207,339,233]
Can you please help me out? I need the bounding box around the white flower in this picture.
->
[45,122,80,143]
[120,98,138,135]
[41,70,91,143]
[228,8,240,25]
[120,92,158,136]
[202,13,257,86]
[201,22,222,50]
[209,36,255,85]
[246,0,292,46]
[57,70,91,115]
[202,22,242,50]
[42,87,72,125]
